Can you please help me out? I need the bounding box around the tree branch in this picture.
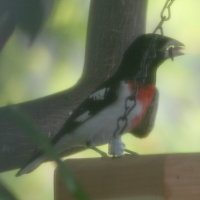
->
[0,0,147,172]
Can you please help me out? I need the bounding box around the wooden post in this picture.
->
[54,153,200,200]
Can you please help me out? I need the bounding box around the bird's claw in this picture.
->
[124,149,138,157]
[89,146,109,158]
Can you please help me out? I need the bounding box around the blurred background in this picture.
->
[0,0,200,199]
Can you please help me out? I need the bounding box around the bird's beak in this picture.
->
[162,39,185,61]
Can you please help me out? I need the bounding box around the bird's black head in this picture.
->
[118,34,184,84]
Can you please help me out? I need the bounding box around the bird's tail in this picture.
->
[16,155,45,176]
[16,147,86,176]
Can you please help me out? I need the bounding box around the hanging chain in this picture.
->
[153,0,176,35]
[112,84,139,138]
[140,0,176,80]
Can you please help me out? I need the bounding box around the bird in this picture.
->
[16,34,184,176]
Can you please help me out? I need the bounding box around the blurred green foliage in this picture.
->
[0,0,200,200]
[0,180,18,200]
[0,0,89,106]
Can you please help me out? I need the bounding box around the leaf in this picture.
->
[0,1,16,51]
[0,180,18,200]
[0,0,54,49]
[7,106,91,200]
[16,0,52,39]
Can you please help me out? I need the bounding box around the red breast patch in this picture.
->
[128,82,156,130]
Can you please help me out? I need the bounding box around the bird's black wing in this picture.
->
[52,80,120,143]
[132,90,159,138]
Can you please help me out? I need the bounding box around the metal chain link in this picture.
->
[153,0,176,35]
[139,0,176,80]
[112,84,139,138]
[139,0,176,79]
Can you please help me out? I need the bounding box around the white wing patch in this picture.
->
[89,88,109,100]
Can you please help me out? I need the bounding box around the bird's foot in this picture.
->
[124,149,138,157]
[108,136,125,157]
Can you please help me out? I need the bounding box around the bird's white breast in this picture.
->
[55,82,142,153]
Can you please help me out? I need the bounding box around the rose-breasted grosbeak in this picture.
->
[17,34,184,176]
